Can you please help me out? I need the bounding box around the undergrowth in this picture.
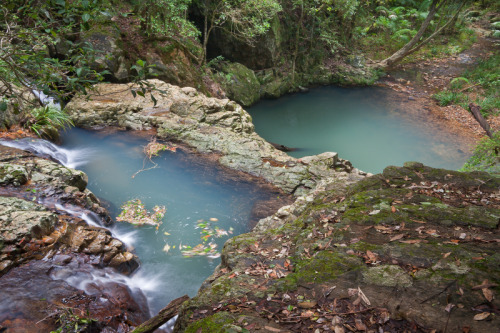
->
[461,131,500,175]
[434,52,500,116]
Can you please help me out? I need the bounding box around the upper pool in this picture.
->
[249,86,471,174]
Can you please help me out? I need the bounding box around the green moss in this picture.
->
[283,251,364,290]
[362,265,413,287]
[185,312,236,333]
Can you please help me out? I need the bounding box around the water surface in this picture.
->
[60,129,282,314]
[249,86,470,173]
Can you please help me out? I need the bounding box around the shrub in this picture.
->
[25,105,73,139]
[461,131,500,175]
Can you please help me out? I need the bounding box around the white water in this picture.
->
[0,138,158,315]
[0,138,92,169]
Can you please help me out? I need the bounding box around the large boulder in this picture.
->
[215,62,261,106]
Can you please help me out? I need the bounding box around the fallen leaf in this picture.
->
[472,280,498,290]
[482,288,494,302]
[263,326,281,332]
[355,318,367,331]
[442,252,452,259]
[391,205,396,213]
[400,239,422,244]
[444,303,455,313]
[297,301,317,309]
[390,234,405,242]
[366,250,377,261]
[301,310,315,318]
[473,312,490,321]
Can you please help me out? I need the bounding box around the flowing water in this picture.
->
[58,128,283,315]
[249,86,471,174]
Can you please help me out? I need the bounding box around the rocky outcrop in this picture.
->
[174,162,500,332]
[65,80,367,196]
[0,144,144,332]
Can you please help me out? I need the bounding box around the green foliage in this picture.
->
[461,131,500,175]
[50,308,97,333]
[434,52,499,115]
[0,0,110,109]
[25,105,73,139]
[132,0,200,39]
[433,90,466,107]
[462,52,500,115]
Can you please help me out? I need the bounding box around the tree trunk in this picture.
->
[469,103,493,138]
[376,0,440,68]
[408,0,466,55]
[130,295,189,333]
[291,1,304,85]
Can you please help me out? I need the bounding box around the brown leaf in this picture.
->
[366,250,377,261]
[300,310,315,318]
[400,239,423,244]
[355,318,367,331]
[442,252,452,259]
[482,288,494,302]
[473,312,490,321]
[297,301,317,309]
[391,205,396,213]
[264,326,282,332]
[472,280,499,290]
[390,234,405,242]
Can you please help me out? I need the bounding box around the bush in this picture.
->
[25,105,73,139]
[461,131,500,175]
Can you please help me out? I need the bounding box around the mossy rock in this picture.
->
[216,62,260,106]
[283,251,364,290]
[184,312,236,333]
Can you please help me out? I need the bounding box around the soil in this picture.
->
[378,26,500,148]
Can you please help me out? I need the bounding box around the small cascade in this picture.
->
[0,137,93,169]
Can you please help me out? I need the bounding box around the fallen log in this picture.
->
[469,103,492,138]
[131,295,189,333]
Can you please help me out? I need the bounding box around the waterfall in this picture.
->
[0,137,92,169]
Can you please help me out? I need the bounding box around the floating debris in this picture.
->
[117,199,165,226]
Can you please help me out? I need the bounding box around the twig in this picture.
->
[420,280,456,304]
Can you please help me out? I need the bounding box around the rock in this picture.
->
[175,164,500,332]
[0,163,28,186]
[216,62,261,106]
[0,197,56,243]
[65,80,366,195]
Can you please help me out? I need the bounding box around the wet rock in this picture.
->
[0,257,149,332]
[0,164,28,186]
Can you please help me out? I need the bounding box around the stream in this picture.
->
[58,128,283,315]
[249,86,471,173]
